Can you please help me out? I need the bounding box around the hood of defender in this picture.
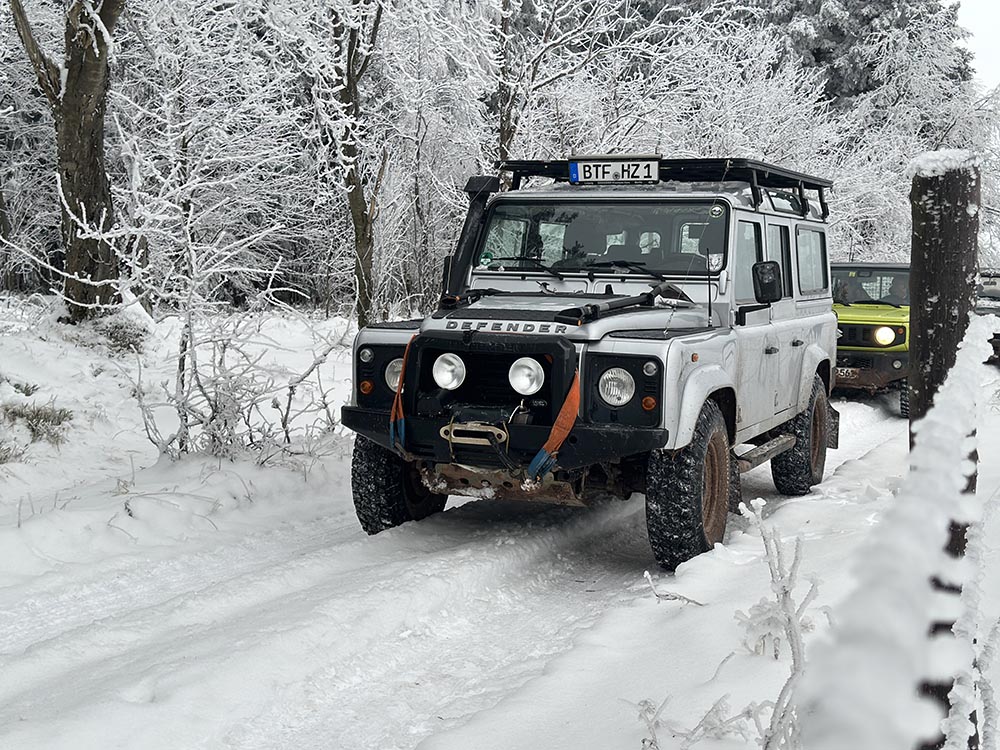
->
[425,294,716,340]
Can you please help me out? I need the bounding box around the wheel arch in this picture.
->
[798,343,832,409]
[668,365,737,449]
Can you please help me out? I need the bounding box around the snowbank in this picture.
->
[798,314,998,750]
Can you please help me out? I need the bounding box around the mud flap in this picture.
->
[827,402,840,449]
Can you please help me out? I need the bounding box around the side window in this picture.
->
[766,224,793,298]
[796,228,828,294]
[480,218,526,261]
[734,221,763,303]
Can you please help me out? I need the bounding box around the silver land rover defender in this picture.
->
[341,157,839,570]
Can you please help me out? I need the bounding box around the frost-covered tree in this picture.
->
[108,0,331,310]
[9,0,126,320]
[1,2,63,293]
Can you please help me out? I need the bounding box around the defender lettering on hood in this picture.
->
[444,320,570,334]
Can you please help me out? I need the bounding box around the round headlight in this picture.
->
[599,367,636,407]
[432,353,466,390]
[359,347,374,363]
[384,358,404,392]
[874,326,896,346]
[508,357,545,395]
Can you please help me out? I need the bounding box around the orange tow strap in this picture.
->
[388,336,416,450]
[528,370,581,479]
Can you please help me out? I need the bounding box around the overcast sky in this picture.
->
[955,0,1000,90]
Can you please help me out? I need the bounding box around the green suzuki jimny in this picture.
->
[832,263,911,416]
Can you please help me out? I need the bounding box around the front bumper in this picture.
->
[835,351,909,391]
[341,406,668,471]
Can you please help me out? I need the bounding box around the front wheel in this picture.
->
[899,381,910,419]
[351,437,447,534]
[770,375,829,496]
[645,399,732,571]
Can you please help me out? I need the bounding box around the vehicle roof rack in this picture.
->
[497,157,832,219]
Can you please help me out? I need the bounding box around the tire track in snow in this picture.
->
[0,401,905,750]
[0,497,651,750]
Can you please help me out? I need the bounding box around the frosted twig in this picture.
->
[643,570,705,606]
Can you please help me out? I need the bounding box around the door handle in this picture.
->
[765,346,780,355]
[791,339,804,347]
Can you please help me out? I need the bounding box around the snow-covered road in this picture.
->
[1,309,997,750]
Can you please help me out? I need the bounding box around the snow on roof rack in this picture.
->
[497,157,833,218]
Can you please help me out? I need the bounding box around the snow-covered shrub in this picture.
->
[1,401,73,444]
[94,314,149,355]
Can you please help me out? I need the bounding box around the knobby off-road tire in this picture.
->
[646,399,732,571]
[351,436,446,534]
[899,382,910,419]
[770,375,829,496]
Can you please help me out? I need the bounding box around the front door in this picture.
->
[732,218,779,431]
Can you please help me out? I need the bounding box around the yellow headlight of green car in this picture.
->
[873,326,896,346]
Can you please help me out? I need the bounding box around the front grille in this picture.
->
[418,349,556,417]
[837,353,874,369]
[840,323,906,348]
[404,332,577,428]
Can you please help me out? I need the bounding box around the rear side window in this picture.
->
[796,228,828,295]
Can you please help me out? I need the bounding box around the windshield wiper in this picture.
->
[555,279,692,325]
[583,259,667,281]
[485,256,564,280]
[439,287,506,309]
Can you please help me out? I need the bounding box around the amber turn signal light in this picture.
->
[641,396,657,411]
[359,380,374,395]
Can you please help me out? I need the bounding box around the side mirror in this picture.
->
[752,261,783,304]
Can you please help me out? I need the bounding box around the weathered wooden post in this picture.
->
[908,150,981,750]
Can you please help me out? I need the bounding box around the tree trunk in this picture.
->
[909,157,980,750]
[344,140,375,329]
[10,0,124,322]
[334,3,382,329]
[0,176,12,291]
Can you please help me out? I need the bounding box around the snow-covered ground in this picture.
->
[1,297,998,750]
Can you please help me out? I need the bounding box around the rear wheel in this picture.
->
[771,375,829,496]
[645,400,732,571]
[351,437,446,534]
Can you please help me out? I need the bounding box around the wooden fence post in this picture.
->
[908,151,981,750]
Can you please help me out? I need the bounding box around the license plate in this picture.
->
[569,159,659,184]
[835,367,861,381]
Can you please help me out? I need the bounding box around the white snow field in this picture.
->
[1,298,998,750]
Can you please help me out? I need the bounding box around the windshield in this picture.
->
[979,275,1000,300]
[474,200,729,277]
[832,267,910,306]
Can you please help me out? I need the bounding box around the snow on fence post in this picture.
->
[908,150,982,750]
[797,315,996,750]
